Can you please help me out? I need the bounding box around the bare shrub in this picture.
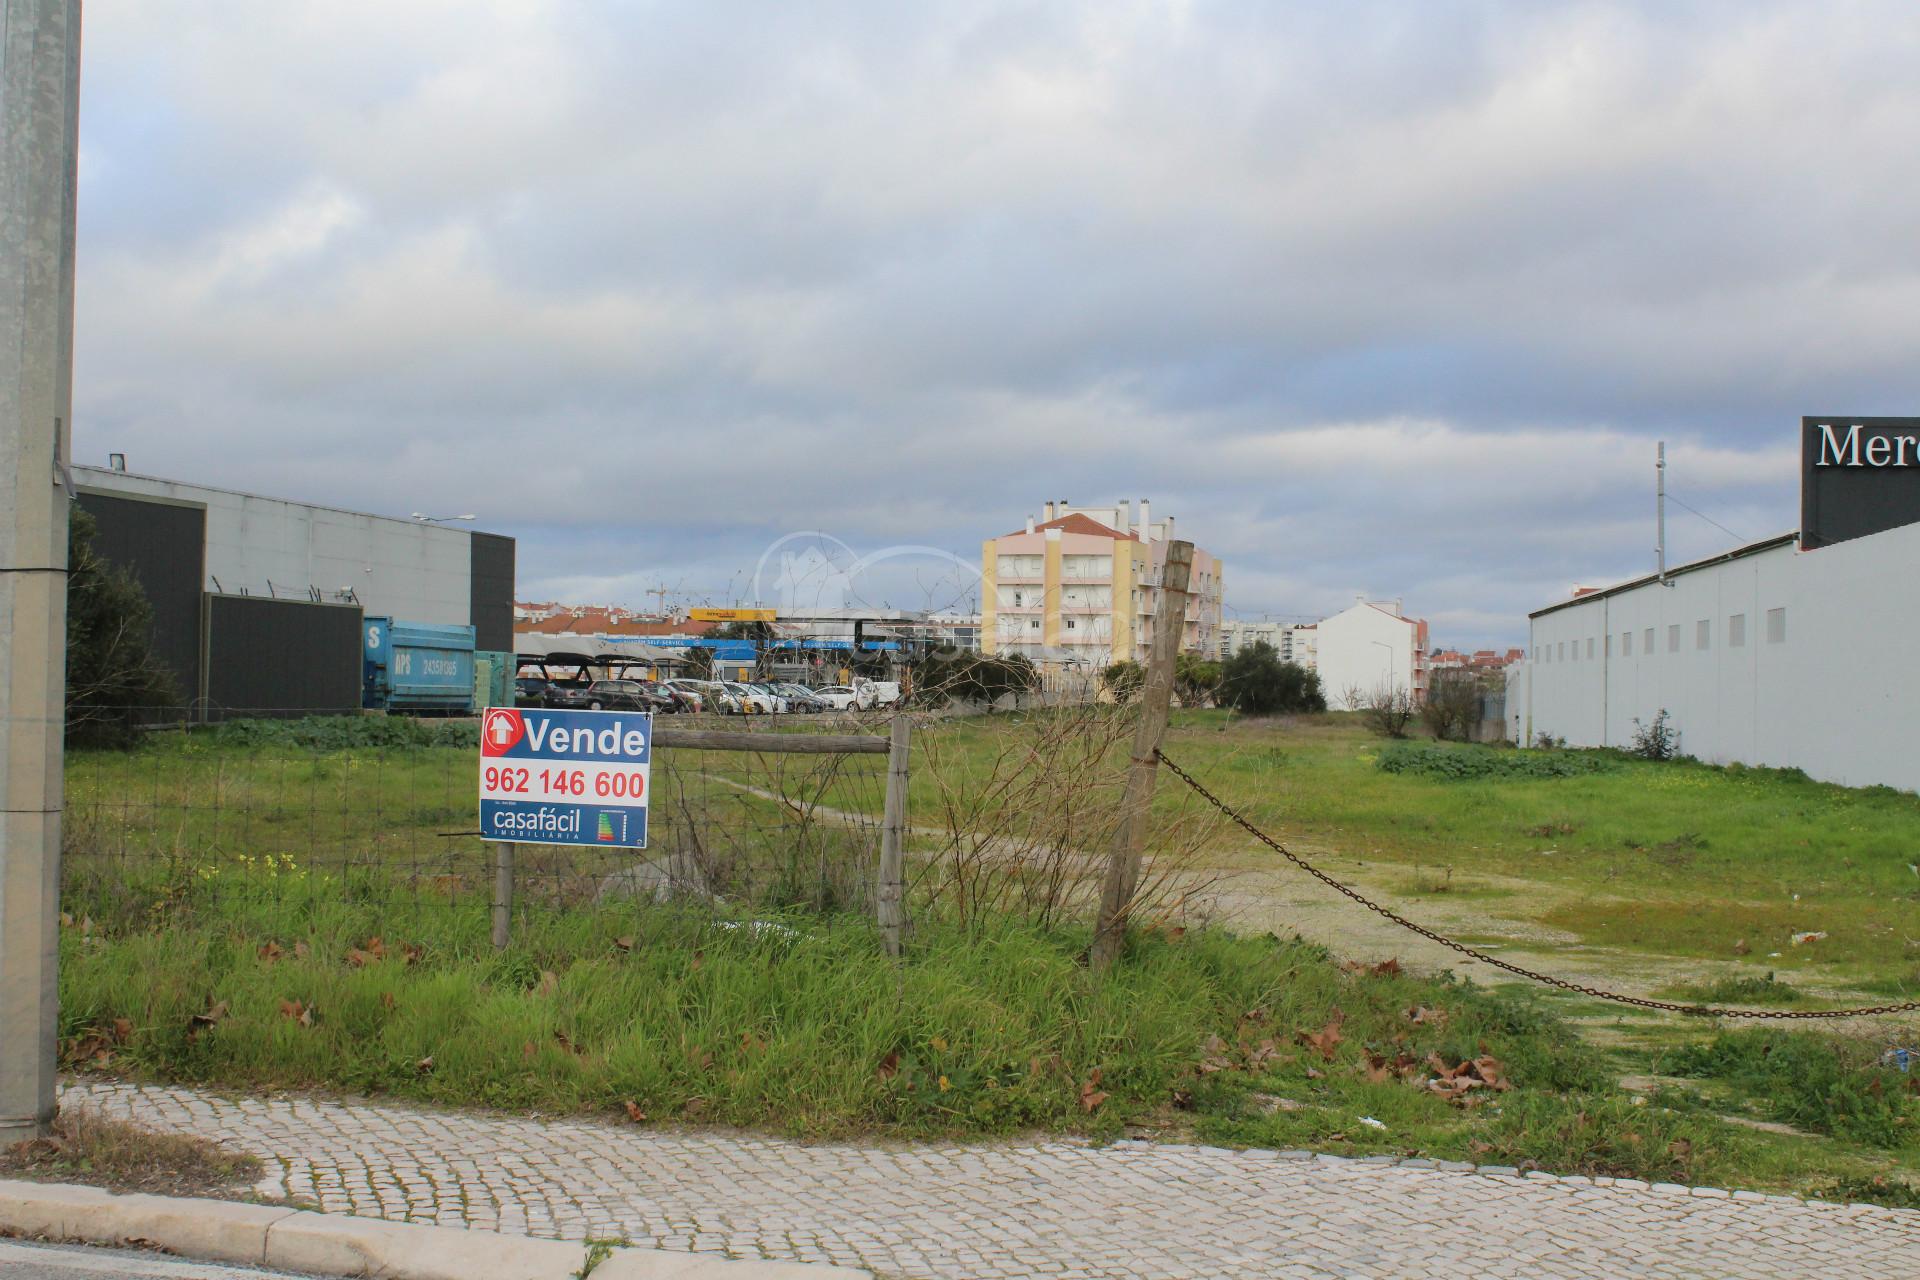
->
[1360,684,1417,738]
[912,705,1231,935]
[1421,669,1487,741]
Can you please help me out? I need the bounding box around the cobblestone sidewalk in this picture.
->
[63,1082,1920,1279]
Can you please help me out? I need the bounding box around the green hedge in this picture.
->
[200,716,479,751]
[1374,742,1616,781]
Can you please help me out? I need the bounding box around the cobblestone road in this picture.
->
[63,1082,1920,1279]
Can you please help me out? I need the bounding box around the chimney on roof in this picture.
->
[1138,498,1150,538]
[1043,501,1054,521]
[1025,514,1035,534]
[1116,499,1131,532]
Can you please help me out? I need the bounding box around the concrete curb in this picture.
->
[0,1179,872,1280]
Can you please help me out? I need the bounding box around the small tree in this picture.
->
[679,644,716,680]
[65,506,181,747]
[981,653,1040,709]
[1101,660,1145,704]
[1630,709,1678,761]
[1216,640,1326,715]
[1421,668,1486,741]
[1360,683,1417,738]
[1173,654,1221,708]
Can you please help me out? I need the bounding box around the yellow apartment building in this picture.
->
[980,499,1224,669]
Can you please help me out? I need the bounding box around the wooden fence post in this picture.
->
[491,841,515,950]
[877,713,912,957]
[1090,539,1194,972]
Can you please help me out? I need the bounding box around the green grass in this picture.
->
[53,713,1920,1202]
[1657,973,1806,1007]
[58,876,1885,1192]
[1132,713,1920,978]
[1666,1030,1920,1148]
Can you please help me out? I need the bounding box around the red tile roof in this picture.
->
[1000,513,1138,541]
[519,612,712,638]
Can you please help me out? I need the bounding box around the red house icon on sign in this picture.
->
[482,708,525,755]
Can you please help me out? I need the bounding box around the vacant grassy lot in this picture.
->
[1142,712,1920,987]
[53,711,1920,1203]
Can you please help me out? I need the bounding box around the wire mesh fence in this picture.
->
[61,711,891,949]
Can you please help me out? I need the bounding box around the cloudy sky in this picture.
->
[71,2,1920,646]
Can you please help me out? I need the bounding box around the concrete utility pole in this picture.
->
[1,0,82,1143]
[1656,440,1668,584]
[1091,539,1193,973]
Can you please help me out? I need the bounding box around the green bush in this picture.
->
[198,716,479,751]
[1217,641,1324,716]
[1374,743,1616,781]
[1669,1030,1920,1148]
[66,506,181,747]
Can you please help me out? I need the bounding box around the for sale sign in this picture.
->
[479,707,651,848]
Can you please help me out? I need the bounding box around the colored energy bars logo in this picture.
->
[597,812,616,842]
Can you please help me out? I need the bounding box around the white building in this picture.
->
[1508,517,1920,790]
[1314,599,1430,711]
[1218,620,1283,660]
[1219,619,1318,668]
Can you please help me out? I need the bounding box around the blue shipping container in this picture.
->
[363,617,477,713]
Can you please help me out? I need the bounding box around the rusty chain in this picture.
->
[1154,747,1920,1021]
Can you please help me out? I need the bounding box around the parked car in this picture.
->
[556,679,674,713]
[541,679,595,709]
[514,676,552,708]
[722,681,776,715]
[746,682,791,714]
[656,681,705,713]
[812,685,859,711]
[774,682,830,713]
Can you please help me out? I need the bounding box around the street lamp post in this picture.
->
[1371,639,1395,699]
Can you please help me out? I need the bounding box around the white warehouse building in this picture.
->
[1508,419,1920,791]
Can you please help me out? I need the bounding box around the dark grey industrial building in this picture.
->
[74,464,514,720]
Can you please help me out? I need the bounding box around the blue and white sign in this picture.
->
[479,707,651,848]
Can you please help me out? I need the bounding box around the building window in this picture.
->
[1622,631,1632,656]
[1029,619,1040,630]
[1728,613,1746,648]
[1558,642,1565,661]
[1667,624,1680,653]
[1587,637,1595,659]
[1766,607,1786,644]
[1065,618,1076,630]
[1696,619,1711,650]
[1644,627,1655,654]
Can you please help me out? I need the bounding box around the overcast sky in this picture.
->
[71,2,1920,647]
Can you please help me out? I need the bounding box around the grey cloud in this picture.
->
[69,1,1920,648]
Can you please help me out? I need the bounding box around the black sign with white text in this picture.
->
[1800,416,1920,550]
